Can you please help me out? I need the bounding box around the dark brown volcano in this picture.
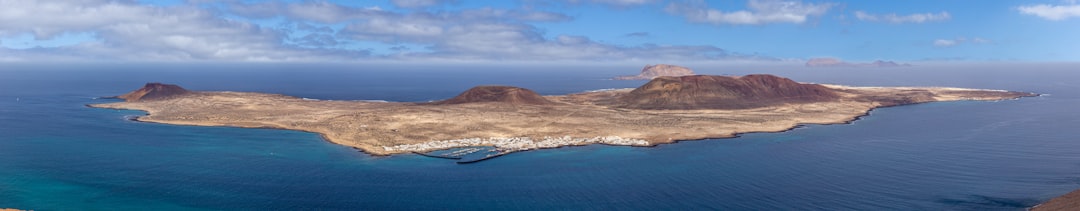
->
[617,74,839,109]
[431,86,556,105]
[115,83,191,102]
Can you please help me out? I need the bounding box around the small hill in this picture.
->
[430,86,556,105]
[613,64,695,80]
[617,75,839,110]
[115,83,191,102]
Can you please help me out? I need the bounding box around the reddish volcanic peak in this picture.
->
[431,85,556,105]
[618,74,838,110]
[116,82,191,102]
[613,64,695,80]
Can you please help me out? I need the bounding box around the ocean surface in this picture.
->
[1,63,1079,210]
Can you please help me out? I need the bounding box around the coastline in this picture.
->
[1032,188,1080,211]
[86,84,1036,159]
[90,103,391,155]
[88,102,833,157]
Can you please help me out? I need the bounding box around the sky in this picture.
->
[0,0,1078,63]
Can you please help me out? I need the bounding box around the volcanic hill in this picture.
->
[613,64,695,80]
[115,82,191,102]
[429,85,556,105]
[613,74,839,110]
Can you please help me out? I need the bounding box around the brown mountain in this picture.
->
[616,74,839,110]
[613,64,695,80]
[430,86,556,105]
[115,82,191,102]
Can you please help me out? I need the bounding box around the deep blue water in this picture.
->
[1,63,1079,210]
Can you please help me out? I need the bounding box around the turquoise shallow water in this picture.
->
[1,63,1079,210]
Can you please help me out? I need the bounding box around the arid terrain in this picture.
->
[90,74,1036,156]
[1032,189,1080,211]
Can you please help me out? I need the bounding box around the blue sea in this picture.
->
[1,63,1079,210]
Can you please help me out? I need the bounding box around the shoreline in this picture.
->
[1031,188,1080,211]
[412,151,463,160]
[87,80,1037,162]
[88,96,1029,162]
[91,104,788,157]
[89,104,395,156]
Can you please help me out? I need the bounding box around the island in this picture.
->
[612,64,695,80]
[89,74,1036,161]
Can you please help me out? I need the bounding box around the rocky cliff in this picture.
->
[613,64,695,80]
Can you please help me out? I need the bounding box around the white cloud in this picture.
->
[665,0,834,25]
[933,39,958,47]
[594,0,655,6]
[0,0,747,62]
[0,0,348,61]
[854,11,951,23]
[391,0,458,8]
[339,9,732,61]
[1017,3,1080,20]
[456,8,573,22]
[226,1,389,23]
[0,0,149,39]
[933,37,990,48]
[567,0,657,6]
[556,35,592,45]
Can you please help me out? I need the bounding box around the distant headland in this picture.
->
[612,64,695,80]
[90,70,1036,162]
